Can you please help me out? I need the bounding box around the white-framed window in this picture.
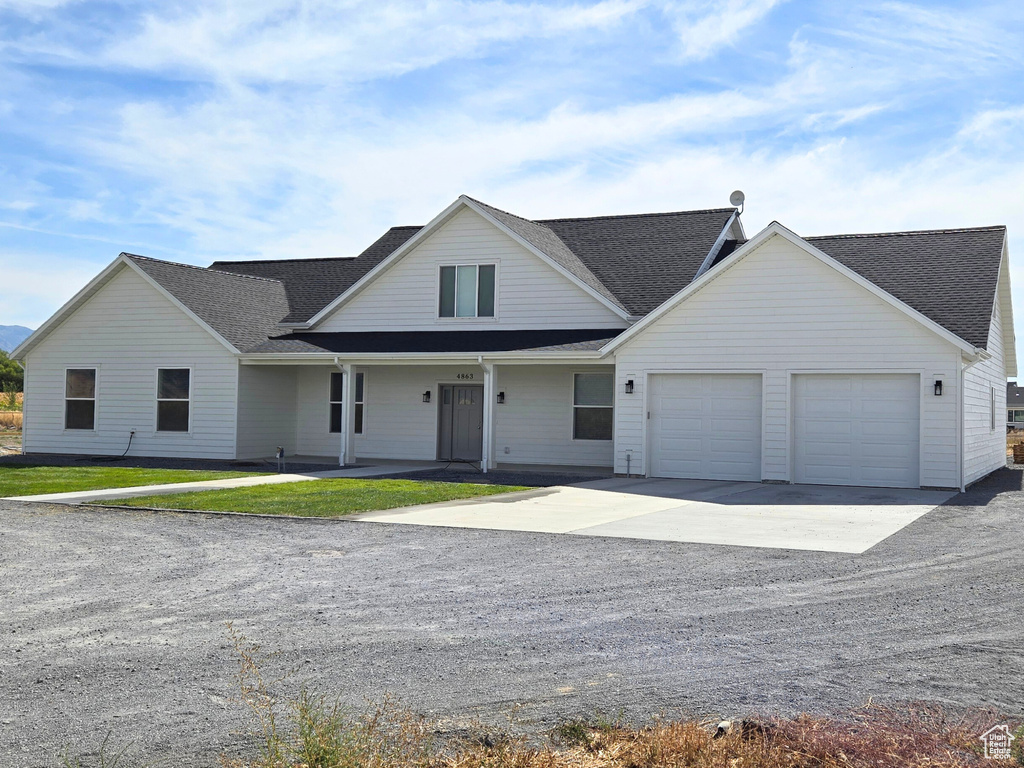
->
[156,368,191,432]
[64,368,96,430]
[1009,409,1024,424]
[439,264,495,318]
[573,372,613,441]
[330,371,364,434]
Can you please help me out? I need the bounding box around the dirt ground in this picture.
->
[2,469,1022,766]
[0,427,21,456]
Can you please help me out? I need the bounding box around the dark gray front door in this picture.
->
[437,385,483,461]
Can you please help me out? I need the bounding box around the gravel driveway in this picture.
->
[3,470,1023,766]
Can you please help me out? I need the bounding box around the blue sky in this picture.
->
[2,0,1023,358]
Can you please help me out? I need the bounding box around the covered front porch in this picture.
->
[236,359,616,472]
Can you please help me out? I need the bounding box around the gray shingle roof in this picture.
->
[807,226,1005,348]
[209,226,421,325]
[125,254,289,352]
[127,200,1007,356]
[466,198,625,310]
[540,208,736,315]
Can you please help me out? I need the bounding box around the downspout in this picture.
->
[958,356,965,493]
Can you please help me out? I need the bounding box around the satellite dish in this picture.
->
[729,190,745,208]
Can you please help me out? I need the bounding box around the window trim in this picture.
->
[436,261,499,320]
[329,370,365,435]
[63,366,98,432]
[155,366,193,435]
[571,370,614,442]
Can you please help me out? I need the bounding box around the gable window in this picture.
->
[573,372,613,441]
[65,368,96,430]
[157,368,191,432]
[330,372,364,434]
[439,264,495,318]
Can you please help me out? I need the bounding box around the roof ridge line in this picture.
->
[124,253,285,285]
[539,207,737,223]
[806,224,1006,240]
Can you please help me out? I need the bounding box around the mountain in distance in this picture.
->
[0,325,33,353]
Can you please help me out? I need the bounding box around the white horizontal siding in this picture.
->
[294,363,613,467]
[962,260,1007,486]
[316,208,627,331]
[494,365,614,467]
[236,366,297,459]
[614,234,962,488]
[22,266,239,459]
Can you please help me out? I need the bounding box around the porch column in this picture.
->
[481,362,496,473]
[336,361,355,467]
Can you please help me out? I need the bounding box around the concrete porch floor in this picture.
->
[355,477,957,553]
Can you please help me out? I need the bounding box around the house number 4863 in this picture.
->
[456,373,475,380]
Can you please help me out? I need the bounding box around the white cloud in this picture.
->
[101,0,644,84]
[959,106,1024,143]
[664,0,782,61]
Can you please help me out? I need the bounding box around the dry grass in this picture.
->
[0,411,22,428]
[217,629,1022,768]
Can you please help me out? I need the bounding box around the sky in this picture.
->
[1,0,1023,361]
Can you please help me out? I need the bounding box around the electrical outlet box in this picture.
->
[504,446,510,454]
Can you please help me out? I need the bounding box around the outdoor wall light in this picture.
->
[497,391,506,404]
[625,379,635,394]
[934,379,943,396]
[423,390,431,403]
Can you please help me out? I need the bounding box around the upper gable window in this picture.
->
[439,264,495,318]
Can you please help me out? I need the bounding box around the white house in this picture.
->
[12,195,1015,490]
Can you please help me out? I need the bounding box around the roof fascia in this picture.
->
[602,222,979,356]
[12,256,128,360]
[301,198,476,329]
[123,258,241,355]
[459,197,630,319]
[692,210,739,280]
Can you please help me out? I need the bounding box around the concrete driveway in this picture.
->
[356,477,955,553]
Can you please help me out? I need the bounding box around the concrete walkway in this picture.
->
[2,462,437,504]
[356,477,956,553]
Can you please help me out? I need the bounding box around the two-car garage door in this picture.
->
[648,373,921,488]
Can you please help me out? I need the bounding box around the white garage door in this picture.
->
[793,374,920,489]
[649,374,762,481]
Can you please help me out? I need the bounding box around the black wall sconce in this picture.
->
[625,379,635,394]
[934,380,943,396]
[496,391,506,404]
[422,390,431,403]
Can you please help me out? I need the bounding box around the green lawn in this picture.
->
[97,478,530,517]
[0,465,264,497]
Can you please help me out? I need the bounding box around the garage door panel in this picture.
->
[650,374,762,481]
[794,374,919,488]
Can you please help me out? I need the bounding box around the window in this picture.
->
[157,368,191,432]
[439,264,495,318]
[573,372,613,440]
[65,369,96,430]
[330,372,364,434]
[1010,410,1024,424]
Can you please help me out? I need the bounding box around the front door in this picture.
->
[437,385,484,461]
